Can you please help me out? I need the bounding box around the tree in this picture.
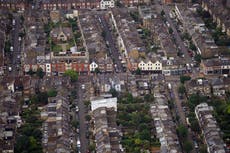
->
[199,144,208,153]
[26,69,35,76]
[44,23,51,35]
[19,32,26,38]
[31,95,39,104]
[70,89,77,99]
[94,67,100,74]
[139,129,150,141]
[168,27,173,34]
[188,94,207,110]
[182,32,191,41]
[47,89,57,97]
[178,84,186,94]
[74,32,81,40]
[190,120,201,133]
[180,75,191,84]
[20,15,24,23]
[36,68,45,79]
[101,30,106,39]
[115,1,122,7]
[194,54,202,63]
[177,124,188,138]
[71,119,79,129]
[84,100,91,107]
[37,92,48,105]
[89,143,96,152]
[135,68,141,75]
[143,28,151,37]
[189,42,197,51]
[126,93,134,103]
[161,10,165,16]
[130,11,139,22]
[144,94,154,102]
[4,40,11,53]
[183,140,193,153]
[64,70,78,82]
[109,88,118,97]
[85,114,91,121]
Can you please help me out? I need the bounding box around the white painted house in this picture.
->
[90,61,98,72]
[138,60,162,71]
[100,0,115,10]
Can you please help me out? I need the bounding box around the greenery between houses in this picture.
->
[187,94,230,144]
[117,93,160,153]
[176,124,193,153]
[4,40,11,53]
[14,107,43,153]
[129,11,140,22]
[197,8,230,46]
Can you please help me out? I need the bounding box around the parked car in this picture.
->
[75,106,79,112]
[77,138,81,148]
[81,84,85,90]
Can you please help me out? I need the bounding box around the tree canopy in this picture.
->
[64,70,78,82]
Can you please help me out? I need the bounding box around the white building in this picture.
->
[100,0,115,10]
[90,61,98,72]
[66,10,78,19]
[91,97,117,111]
[138,60,162,71]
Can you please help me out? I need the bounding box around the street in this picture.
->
[10,14,22,77]
[98,14,124,72]
[168,80,196,153]
[75,76,90,153]
[163,5,192,64]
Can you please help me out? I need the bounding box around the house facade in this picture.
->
[100,0,115,9]
[89,61,98,72]
[138,60,162,72]
[201,58,230,75]
[0,0,26,11]
[185,79,211,96]
[121,0,150,6]
[23,61,89,76]
[41,0,100,10]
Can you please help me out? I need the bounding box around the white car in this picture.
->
[8,67,12,72]
[77,139,81,148]
[81,84,85,90]
[10,46,13,52]
[75,106,79,112]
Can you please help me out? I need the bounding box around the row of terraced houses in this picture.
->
[0,0,150,11]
